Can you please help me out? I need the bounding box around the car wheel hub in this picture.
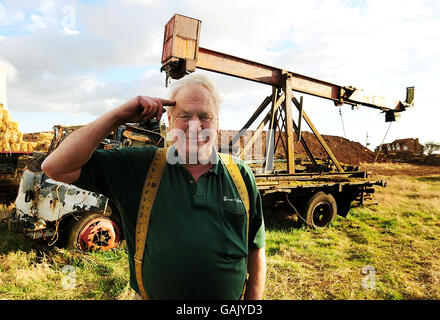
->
[78,218,121,251]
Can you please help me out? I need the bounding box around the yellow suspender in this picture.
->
[134,148,168,300]
[218,153,250,300]
[218,153,250,240]
[134,149,250,300]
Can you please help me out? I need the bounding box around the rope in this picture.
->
[48,220,60,246]
[338,105,351,165]
[369,121,393,172]
[285,193,316,229]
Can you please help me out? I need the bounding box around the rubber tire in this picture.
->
[61,212,122,252]
[303,192,337,229]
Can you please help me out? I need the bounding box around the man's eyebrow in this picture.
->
[198,111,214,117]
[176,110,193,116]
[175,110,215,118]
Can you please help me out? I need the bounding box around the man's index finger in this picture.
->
[161,99,176,106]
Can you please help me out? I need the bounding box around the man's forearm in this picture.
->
[41,108,122,183]
[245,247,266,300]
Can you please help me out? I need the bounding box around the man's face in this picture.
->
[168,84,219,164]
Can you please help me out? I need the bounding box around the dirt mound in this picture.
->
[218,130,389,165]
[298,132,389,165]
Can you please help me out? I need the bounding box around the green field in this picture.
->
[1,171,439,300]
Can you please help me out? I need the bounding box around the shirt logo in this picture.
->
[223,196,242,204]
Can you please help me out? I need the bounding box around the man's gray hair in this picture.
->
[167,73,222,115]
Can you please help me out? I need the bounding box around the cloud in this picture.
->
[121,0,160,5]
[24,14,48,31]
[0,0,438,150]
[61,26,80,35]
[0,3,25,26]
[39,0,56,15]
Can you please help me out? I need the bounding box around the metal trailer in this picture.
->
[254,171,386,228]
[159,14,414,228]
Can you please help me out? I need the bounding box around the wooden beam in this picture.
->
[263,88,279,173]
[181,47,402,112]
[291,119,317,166]
[283,75,295,174]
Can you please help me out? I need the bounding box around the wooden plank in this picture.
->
[283,76,295,174]
[264,88,279,173]
[197,47,281,87]
[229,96,272,148]
[291,119,317,165]
[194,48,402,111]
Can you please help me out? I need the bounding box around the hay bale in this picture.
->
[3,130,12,141]
[11,143,20,152]
[10,121,18,131]
[20,142,28,152]
[27,142,38,152]
[0,108,32,152]
[2,142,10,151]
[1,110,10,124]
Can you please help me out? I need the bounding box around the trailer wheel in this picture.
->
[62,212,122,252]
[304,192,337,229]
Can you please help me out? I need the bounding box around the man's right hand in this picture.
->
[115,96,176,124]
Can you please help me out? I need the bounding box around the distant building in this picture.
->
[376,138,424,155]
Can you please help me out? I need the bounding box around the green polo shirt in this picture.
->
[73,145,265,300]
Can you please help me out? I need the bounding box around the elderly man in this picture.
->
[41,74,266,300]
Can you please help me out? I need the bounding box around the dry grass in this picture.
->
[0,163,439,300]
[263,166,440,300]
[0,229,134,300]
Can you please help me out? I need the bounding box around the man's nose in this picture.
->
[188,119,202,138]
[190,117,203,131]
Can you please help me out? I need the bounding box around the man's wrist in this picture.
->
[103,107,129,131]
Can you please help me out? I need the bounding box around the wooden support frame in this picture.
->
[237,93,285,159]
[160,14,412,175]
[229,79,344,174]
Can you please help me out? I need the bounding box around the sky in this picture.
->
[0,0,439,151]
